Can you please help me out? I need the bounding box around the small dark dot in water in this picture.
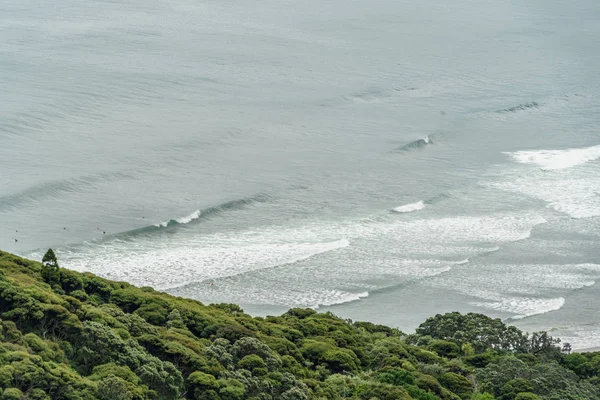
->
[14,239,17,242]
[440,110,446,116]
[63,227,66,230]
[103,231,106,234]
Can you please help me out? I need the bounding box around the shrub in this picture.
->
[1,388,23,400]
[429,340,461,358]
[438,372,473,399]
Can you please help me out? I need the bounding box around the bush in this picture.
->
[238,354,267,371]
[514,394,540,400]
[429,340,461,358]
[499,378,534,400]
[284,309,317,319]
[438,372,473,399]
[376,368,415,386]
[1,388,23,400]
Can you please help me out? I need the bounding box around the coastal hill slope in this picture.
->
[0,250,598,400]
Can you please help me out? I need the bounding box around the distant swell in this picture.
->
[505,144,600,170]
[393,201,425,213]
[0,172,131,212]
[397,136,433,152]
[497,101,540,113]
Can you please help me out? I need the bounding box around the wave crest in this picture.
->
[156,210,201,227]
[396,136,433,152]
[393,201,425,213]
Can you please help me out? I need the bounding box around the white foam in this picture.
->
[55,207,546,310]
[473,296,565,319]
[505,144,600,171]
[60,237,350,291]
[438,263,600,301]
[489,166,600,218]
[455,259,469,265]
[314,291,370,308]
[156,209,201,227]
[393,201,425,213]
[551,324,600,351]
[177,210,201,224]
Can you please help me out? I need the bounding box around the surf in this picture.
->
[119,195,272,234]
[505,144,600,170]
[393,201,425,213]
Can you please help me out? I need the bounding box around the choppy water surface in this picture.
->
[1,0,599,348]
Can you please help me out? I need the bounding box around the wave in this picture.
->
[346,88,393,103]
[473,296,565,320]
[424,193,452,205]
[313,291,370,309]
[393,201,425,213]
[139,238,351,291]
[396,136,433,152]
[505,144,600,171]
[156,210,201,227]
[0,172,131,212]
[122,195,272,232]
[392,193,451,213]
[359,266,453,298]
[496,101,541,113]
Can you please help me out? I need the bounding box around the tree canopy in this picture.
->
[0,249,596,400]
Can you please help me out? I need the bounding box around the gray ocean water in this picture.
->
[2,0,600,348]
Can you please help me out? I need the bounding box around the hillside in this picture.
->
[0,249,598,400]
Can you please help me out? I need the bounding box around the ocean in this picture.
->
[1,0,599,349]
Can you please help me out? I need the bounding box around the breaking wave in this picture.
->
[393,201,425,213]
[151,195,270,229]
[505,144,600,170]
[392,193,452,213]
[313,291,370,309]
[396,136,433,152]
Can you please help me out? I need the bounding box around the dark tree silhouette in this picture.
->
[41,248,60,284]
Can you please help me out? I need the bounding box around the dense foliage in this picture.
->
[0,249,598,399]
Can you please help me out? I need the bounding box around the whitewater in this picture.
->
[1,0,600,349]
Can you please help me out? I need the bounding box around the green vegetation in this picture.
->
[0,249,598,399]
